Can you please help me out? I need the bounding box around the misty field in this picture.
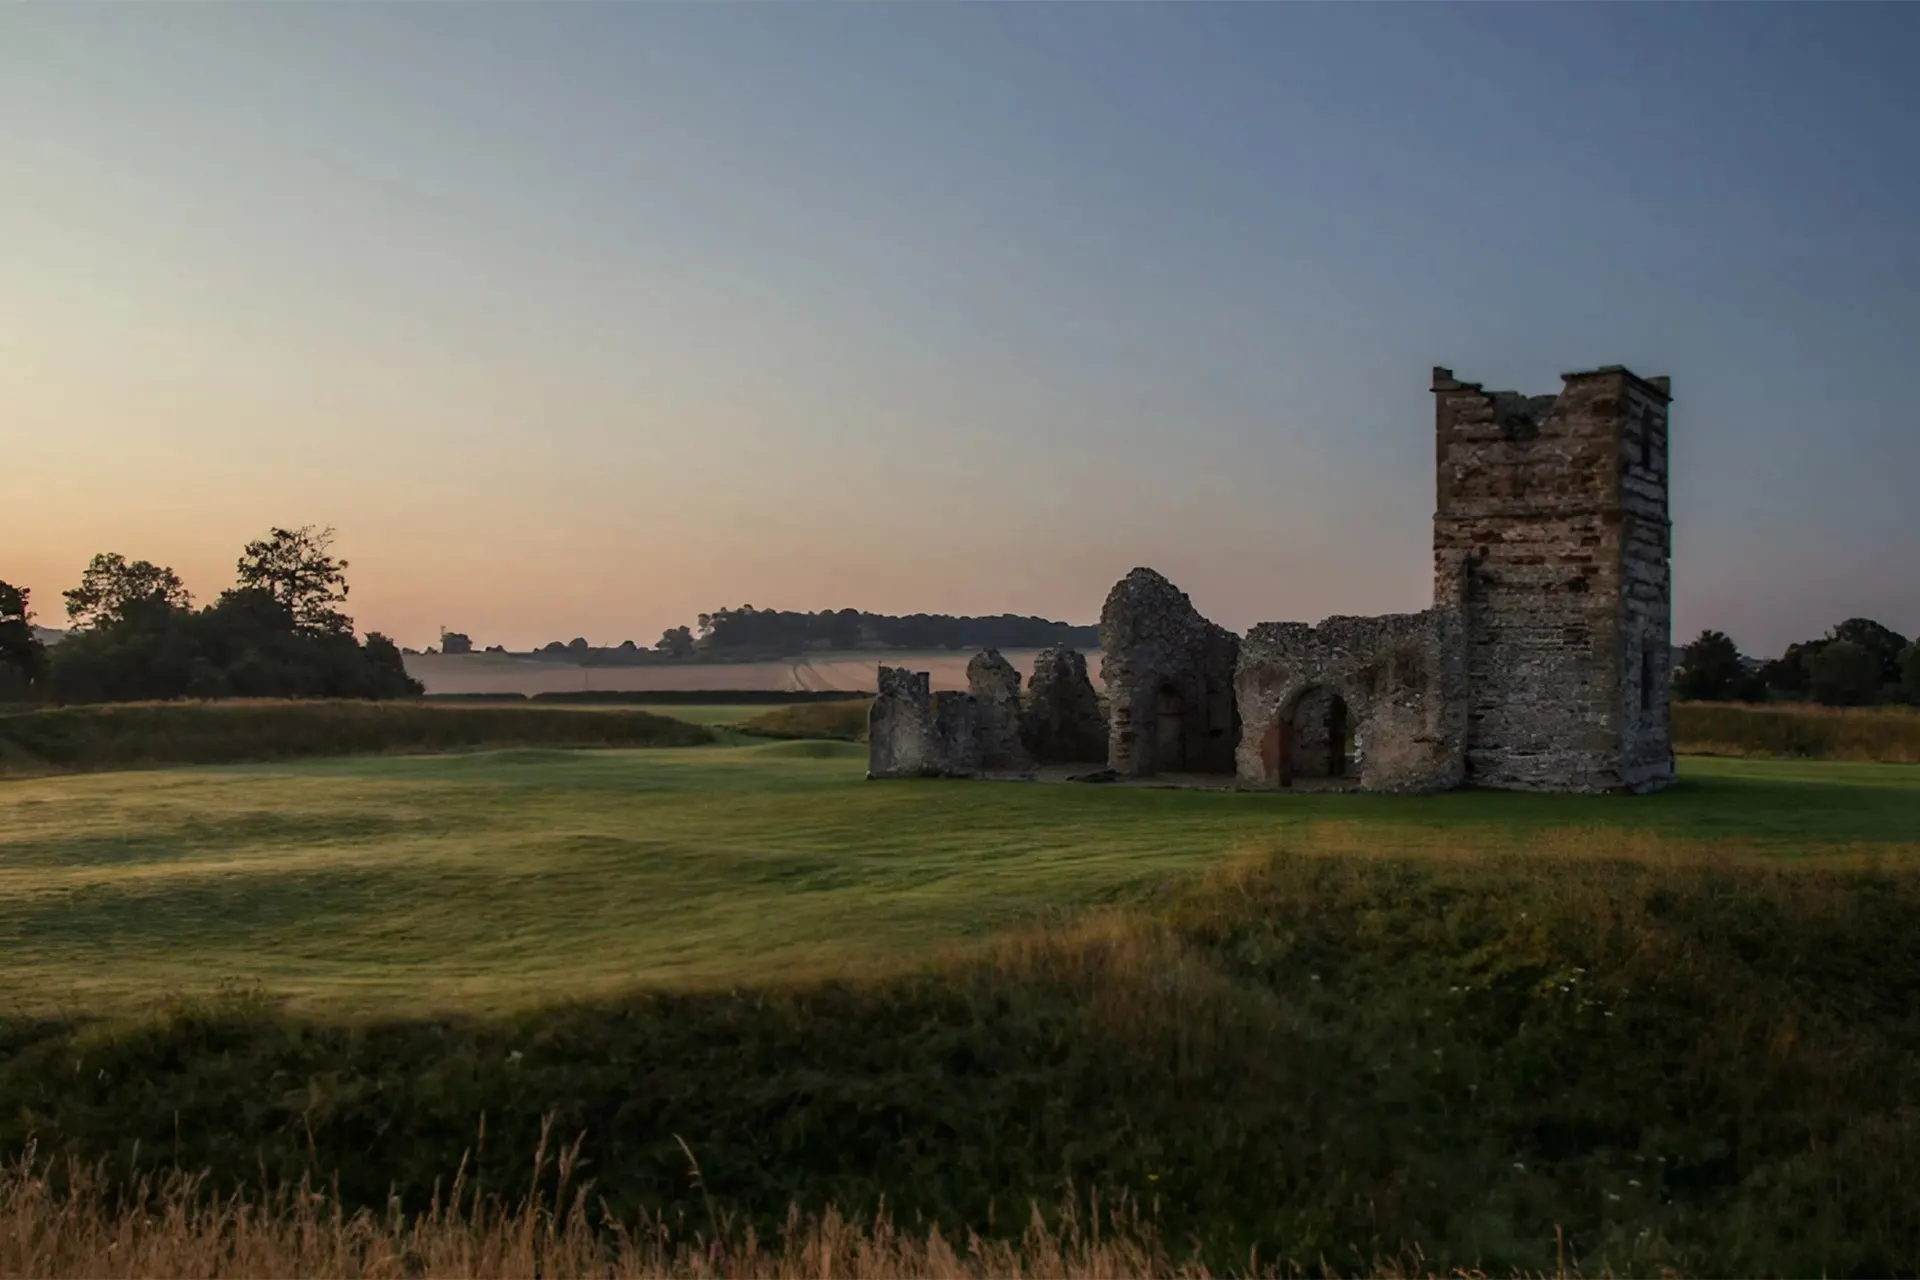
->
[3,739,1917,1016]
[402,649,1076,697]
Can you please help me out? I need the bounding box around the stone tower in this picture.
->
[1431,365,1674,793]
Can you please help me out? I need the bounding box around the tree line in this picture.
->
[0,526,421,705]
[1676,618,1920,707]
[456,608,1101,662]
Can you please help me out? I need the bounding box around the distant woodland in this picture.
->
[431,607,1101,665]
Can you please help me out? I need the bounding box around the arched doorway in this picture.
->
[1267,686,1357,788]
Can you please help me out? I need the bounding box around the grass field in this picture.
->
[8,736,1920,1273]
[4,740,1916,1015]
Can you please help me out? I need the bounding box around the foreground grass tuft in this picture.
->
[0,701,713,776]
[8,843,1920,1275]
[1,1148,1232,1280]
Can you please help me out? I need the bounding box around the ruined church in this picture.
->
[868,364,1675,795]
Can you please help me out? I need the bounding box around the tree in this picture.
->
[1900,642,1920,705]
[1673,630,1760,702]
[62,553,191,631]
[440,631,473,655]
[0,578,46,691]
[656,626,694,658]
[235,525,351,635]
[1828,618,1910,685]
[1805,639,1881,707]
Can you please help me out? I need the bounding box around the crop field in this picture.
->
[4,738,1916,1017]
[403,649,1080,696]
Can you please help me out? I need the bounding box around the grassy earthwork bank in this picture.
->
[734,698,873,742]
[0,700,714,777]
[1673,699,1920,763]
[5,738,1920,1273]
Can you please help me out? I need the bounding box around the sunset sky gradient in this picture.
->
[4,4,1917,654]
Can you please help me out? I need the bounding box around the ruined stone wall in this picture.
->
[1098,568,1241,776]
[1617,376,1676,791]
[931,691,982,777]
[1023,646,1107,765]
[967,649,1032,772]
[1233,609,1466,794]
[868,666,983,779]
[868,666,936,778]
[1432,365,1673,793]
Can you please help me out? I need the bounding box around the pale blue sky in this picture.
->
[4,3,1915,654]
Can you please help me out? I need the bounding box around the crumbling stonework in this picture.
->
[1099,568,1240,776]
[1022,646,1107,765]
[868,666,935,778]
[968,648,1032,772]
[869,360,1673,797]
[1233,610,1467,793]
[1432,365,1674,793]
[868,666,982,779]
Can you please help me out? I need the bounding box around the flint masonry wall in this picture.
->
[968,649,1032,772]
[1234,609,1467,793]
[1022,646,1108,765]
[1617,375,1675,791]
[868,666,982,779]
[1432,365,1674,793]
[868,667,935,778]
[1099,568,1240,777]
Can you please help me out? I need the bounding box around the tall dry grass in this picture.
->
[1672,700,1920,763]
[0,1141,1307,1280]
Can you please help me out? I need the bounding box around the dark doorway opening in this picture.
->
[1272,687,1356,787]
[1154,683,1185,772]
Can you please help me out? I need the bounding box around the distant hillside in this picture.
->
[31,626,67,648]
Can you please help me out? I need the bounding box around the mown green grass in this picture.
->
[4,744,1916,1015]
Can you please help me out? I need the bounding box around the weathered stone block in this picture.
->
[967,648,1032,772]
[1098,568,1240,777]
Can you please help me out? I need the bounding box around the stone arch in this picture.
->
[1262,681,1363,788]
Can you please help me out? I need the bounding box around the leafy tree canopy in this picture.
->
[1673,630,1762,703]
[1804,640,1882,708]
[1828,618,1911,684]
[236,525,351,635]
[62,553,191,631]
[0,578,46,690]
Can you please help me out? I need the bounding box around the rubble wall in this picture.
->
[967,649,1032,772]
[1234,609,1467,793]
[1098,568,1241,777]
[1022,646,1108,765]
